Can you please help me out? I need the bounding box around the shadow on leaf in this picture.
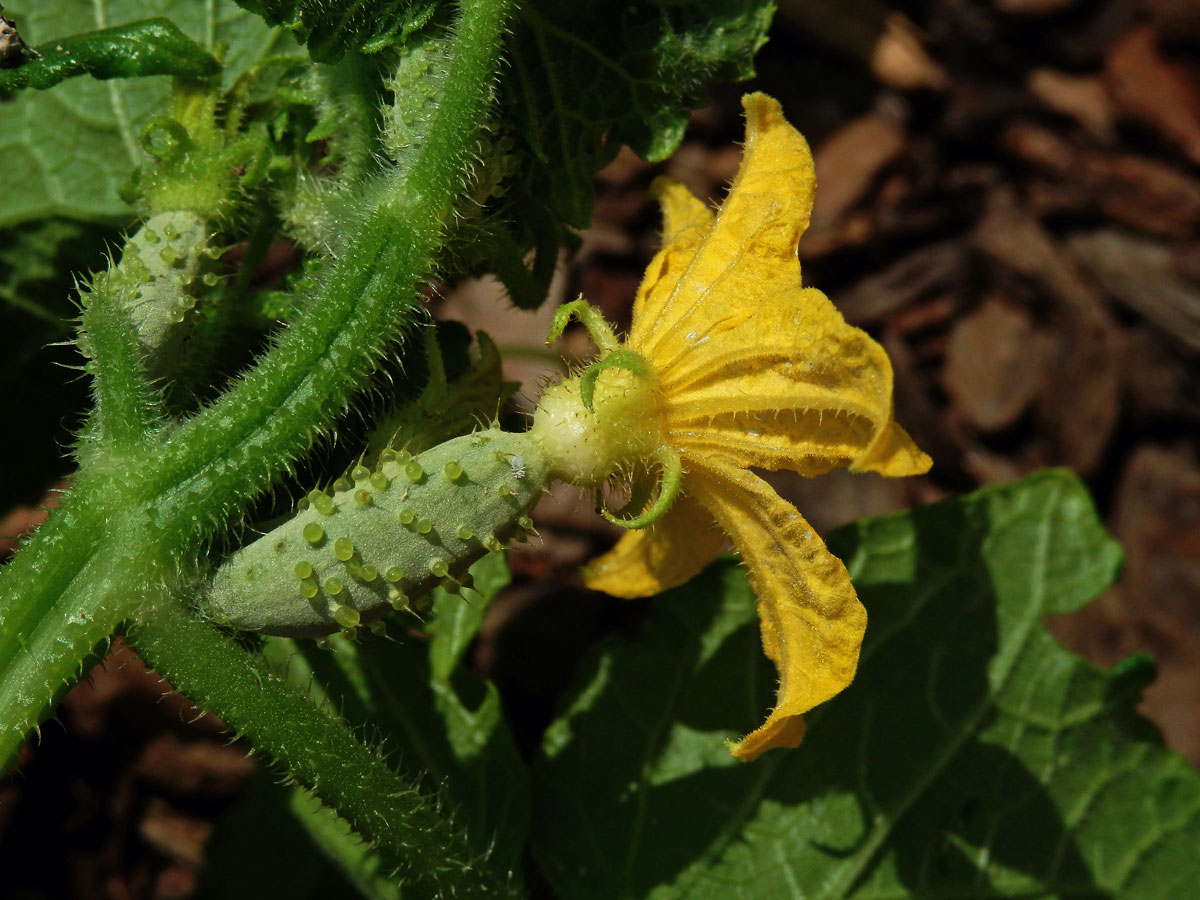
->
[532,472,1120,900]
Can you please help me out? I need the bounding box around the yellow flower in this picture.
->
[529,93,931,762]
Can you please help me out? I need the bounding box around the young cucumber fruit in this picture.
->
[207,429,548,637]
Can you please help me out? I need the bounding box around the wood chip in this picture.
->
[1119,326,1200,421]
[802,108,909,256]
[883,331,975,485]
[1108,444,1200,763]
[833,240,964,325]
[972,187,1112,325]
[971,189,1122,472]
[1027,67,1116,143]
[1037,323,1122,474]
[777,0,948,92]
[871,12,950,91]
[888,294,957,336]
[1107,24,1200,166]
[1001,120,1200,237]
[1067,229,1200,352]
[1173,240,1200,283]
[1115,445,1200,631]
[139,796,211,866]
[135,732,255,796]
[993,0,1079,14]
[1146,0,1200,45]
[960,447,1032,485]
[812,110,908,229]
[942,297,1053,431]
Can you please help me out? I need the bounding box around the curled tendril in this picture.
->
[140,116,191,163]
[599,448,682,530]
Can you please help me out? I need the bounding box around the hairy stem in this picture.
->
[143,0,512,526]
[79,289,161,455]
[0,0,512,776]
[126,599,520,898]
[0,479,158,770]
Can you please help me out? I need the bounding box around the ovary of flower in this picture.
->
[529,92,931,762]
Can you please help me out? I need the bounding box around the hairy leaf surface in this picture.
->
[508,0,774,229]
[232,0,438,62]
[448,0,774,308]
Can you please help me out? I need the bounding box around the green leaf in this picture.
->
[508,0,774,228]
[0,18,219,91]
[451,0,773,309]
[427,550,511,679]
[0,217,118,338]
[232,0,439,62]
[531,470,1200,899]
[0,0,289,226]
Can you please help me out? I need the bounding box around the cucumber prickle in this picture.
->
[206,429,549,637]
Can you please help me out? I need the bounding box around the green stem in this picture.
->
[0,480,155,770]
[0,19,219,92]
[139,0,512,534]
[546,296,620,353]
[0,0,512,776]
[125,600,520,898]
[286,787,402,900]
[79,274,164,455]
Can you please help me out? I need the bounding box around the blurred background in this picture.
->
[3,0,1199,896]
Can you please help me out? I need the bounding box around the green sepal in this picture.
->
[578,349,651,411]
[546,297,619,354]
[599,449,682,530]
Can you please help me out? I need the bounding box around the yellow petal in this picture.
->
[851,419,931,477]
[687,461,866,762]
[623,94,930,480]
[627,177,713,349]
[671,405,931,479]
[651,176,714,247]
[658,287,930,478]
[628,92,815,360]
[581,490,726,599]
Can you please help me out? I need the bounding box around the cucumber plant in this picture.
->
[0,0,771,894]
